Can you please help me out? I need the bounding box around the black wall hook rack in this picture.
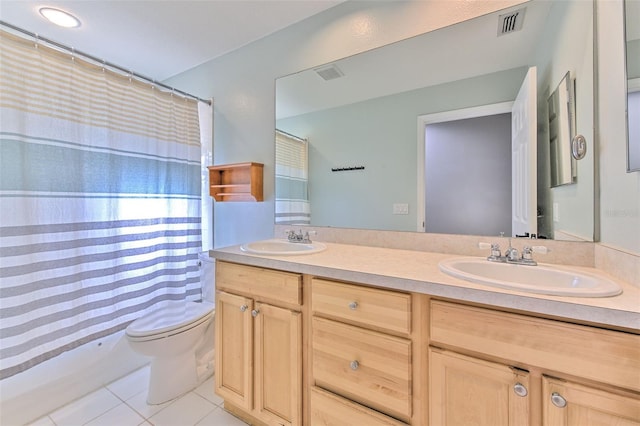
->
[331,166,365,172]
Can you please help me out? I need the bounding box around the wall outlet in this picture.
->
[393,203,409,215]
[553,202,559,222]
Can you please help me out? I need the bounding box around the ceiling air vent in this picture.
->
[314,64,344,81]
[497,7,526,36]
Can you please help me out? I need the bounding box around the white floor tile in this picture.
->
[84,403,145,426]
[49,387,121,426]
[195,406,249,426]
[193,376,223,406]
[148,393,216,426]
[125,390,172,419]
[106,365,151,401]
[25,415,56,426]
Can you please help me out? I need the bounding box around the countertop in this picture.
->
[211,241,640,331]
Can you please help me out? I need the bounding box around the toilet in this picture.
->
[126,252,215,405]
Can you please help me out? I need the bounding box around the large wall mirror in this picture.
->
[275,0,595,241]
[626,0,640,172]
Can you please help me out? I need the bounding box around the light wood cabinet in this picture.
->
[215,262,303,426]
[212,259,638,426]
[254,302,302,426]
[310,386,406,426]
[312,317,412,419]
[215,291,253,411]
[542,376,640,426]
[208,162,263,202]
[429,299,640,426]
[429,348,530,426]
[310,278,417,425]
[312,278,411,336]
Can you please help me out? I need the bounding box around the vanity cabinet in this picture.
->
[429,299,640,426]
[215,261,303,426]
[211,254,638,426]
[310,278,419,425]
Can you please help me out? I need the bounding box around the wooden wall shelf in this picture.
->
[208,162,264,202]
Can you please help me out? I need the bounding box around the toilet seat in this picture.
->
[126,300,214,341]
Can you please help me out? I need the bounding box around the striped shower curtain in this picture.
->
[275,130,310,225]
[0,31,204,379]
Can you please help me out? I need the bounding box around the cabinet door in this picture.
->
[215,291,253,411]
[254,302,302,426]
[543,376,640,425]
[429,348,530,426]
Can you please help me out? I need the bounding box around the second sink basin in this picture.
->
[240,239,326,255]
[439,257,622,297]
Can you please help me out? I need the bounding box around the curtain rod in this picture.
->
[0,20,212,106]
[276,129,307,142]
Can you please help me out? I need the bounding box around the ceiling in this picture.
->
[276,1,550,119]
[0,0,343,81]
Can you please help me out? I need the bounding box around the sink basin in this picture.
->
[240,239,326,255]
[439,257,622,297]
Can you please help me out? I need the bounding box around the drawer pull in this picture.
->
[251,309,260,317]
[350,360,360,371]
[240,304,248,312]
[513,383,528,397]
[348,301,358,310]
[551,392,567,408]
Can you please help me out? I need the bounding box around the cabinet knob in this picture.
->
[513,383,528,397]
[251,309,260,317]
[240,304,248,312]
[348,301,358,310]
[350,360,359,371]
[551,392,567,408]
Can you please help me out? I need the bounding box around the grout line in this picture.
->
[190,391,218,421]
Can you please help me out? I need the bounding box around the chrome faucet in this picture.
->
[504,239,519,262]
[479,235,548,266]
[285,229,315,243]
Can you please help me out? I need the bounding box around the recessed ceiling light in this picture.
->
[39,7,81,28]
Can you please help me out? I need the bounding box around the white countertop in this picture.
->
[211,242,640,331]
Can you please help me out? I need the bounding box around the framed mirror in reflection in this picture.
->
[548,72,577,188]
[275,0,595,241]
[625,0,640,172]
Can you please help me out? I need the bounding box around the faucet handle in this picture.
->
[303,230,317,242]
[479,242,502,261]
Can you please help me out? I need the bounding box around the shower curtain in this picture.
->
[0,30,204,379]
[275,130,310,224]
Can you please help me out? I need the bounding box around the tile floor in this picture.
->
[27,365,248,426]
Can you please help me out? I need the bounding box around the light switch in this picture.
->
[393,203,409,215]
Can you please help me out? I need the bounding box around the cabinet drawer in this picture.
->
[216,261,302,307]
[312,317,412,421]
[430,300,640,392]
[312,278,411,335]
[310,387,408,426]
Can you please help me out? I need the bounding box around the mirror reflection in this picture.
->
[626,0,640,172]
[548,72,577,187]
[276,0,595,241]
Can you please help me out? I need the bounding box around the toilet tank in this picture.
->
[198,252,215,304]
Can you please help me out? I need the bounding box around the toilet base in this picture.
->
[147,352,198,405]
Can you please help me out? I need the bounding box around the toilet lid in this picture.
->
[126,300,214,338]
